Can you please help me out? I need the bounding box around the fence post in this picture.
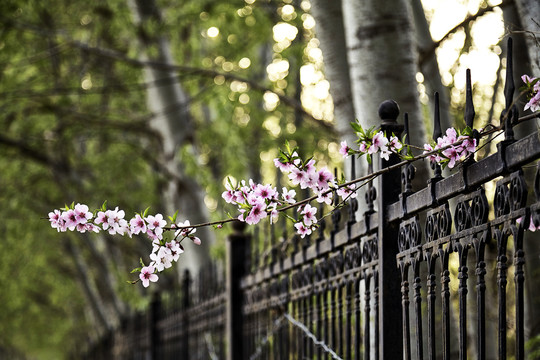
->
[226,220,249,360]
[377,100,404,359]
[182,269,191,360]
[149,292,160,359]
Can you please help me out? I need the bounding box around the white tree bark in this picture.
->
[310,0,356,140]
[513,0,540,75]
[128,0,214,275]
[341,0,428,184]
[309,0,366,198]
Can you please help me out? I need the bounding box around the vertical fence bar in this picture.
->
[377,100,404,359]
[227,221,248,360]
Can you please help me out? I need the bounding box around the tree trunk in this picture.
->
[128,0,214,275]
[341,0,429,187]
[513,0,540,75]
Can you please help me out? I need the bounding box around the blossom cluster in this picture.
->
[341,122,476,170]
[340,124,403,163]
[521,74,540,112]
[422,127,476,169]
[49,203,200,287]
[223,143,357,238]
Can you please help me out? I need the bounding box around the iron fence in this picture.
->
[78,37,540,360]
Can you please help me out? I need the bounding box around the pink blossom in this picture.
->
[62,209,78,231]
[165,241,183,262]
[245,202,267,225]
[359,141,368,153]
[294,222,313,238]
[379,147,391,161]
[444,128,458,143]
[175,220,196,238]
[337,184,358,199]
[146,228,161,241]
[269,204,279,224]
[423,143,441,163]
[339,141,350,157]
[316,191,333,205]
[458,136,476,157]
[106,207,129,236]
[49,209,67,232]
[288,168,310,188]
[94,211,110,229]
[388,136,403,152]
[85,223,101,233]
[150,246,173,272]
[442,146,460,169]
[369,132,389,155]
[74,203,92,225]
[192,237,202,245]
[254,184,277,200]
[525,91,540,112]
[301,204,318,226]
[140,266,159,287]
[145,213,166,237]
[282,187,296,204]
[130,214,147,235]
[521,74,537,84]
[314,167,334,190]
[274,158,293,172]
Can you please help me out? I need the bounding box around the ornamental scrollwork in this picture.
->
[398,216,421,252]
[362,234,378,263]
[425,203,451,242]
[494,170,527,217]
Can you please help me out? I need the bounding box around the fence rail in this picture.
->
[78,37,540,360]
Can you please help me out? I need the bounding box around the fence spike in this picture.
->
[431,93,443,180]
[348,156,358,229]
[465,69,475,129]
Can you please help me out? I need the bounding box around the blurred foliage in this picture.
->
[0,0,336,357]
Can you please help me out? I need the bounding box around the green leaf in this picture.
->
[101,200,107,211]
[130,267,141,274]
[350,121,362,133]
[139,258,145,268]
[142,206,150,218]
[461,126,472,137]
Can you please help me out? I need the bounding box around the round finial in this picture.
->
[378,100,400,122]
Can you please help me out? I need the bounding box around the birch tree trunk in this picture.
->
[513,0,540,75]
[129,0,214,274]
[341,0,429,186]
[309,0,362,190]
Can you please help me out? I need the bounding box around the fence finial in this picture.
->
[378,99,400,124]
[465,69,475,129]
[431,92,443,180]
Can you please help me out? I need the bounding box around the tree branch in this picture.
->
[0,133,59,168]
[2,17,336,134]
[419,0,512,68]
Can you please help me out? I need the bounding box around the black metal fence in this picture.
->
[79,263,227,359]
[79,37,540,359]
